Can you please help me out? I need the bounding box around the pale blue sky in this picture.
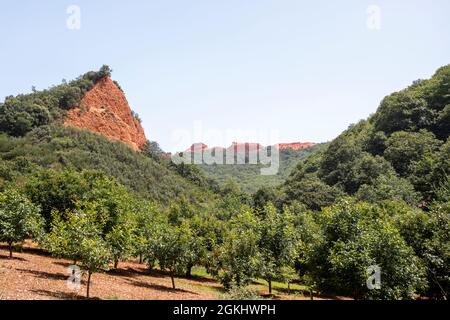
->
[0,0,449,151]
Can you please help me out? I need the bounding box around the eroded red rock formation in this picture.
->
[184,142,316,152]
[64,77,147,151]
[276,142,316,150]
[185,143,209,152]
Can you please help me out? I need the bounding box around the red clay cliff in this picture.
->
[276,142,316,150]
[185,142,316,152]
[64,77,147,151]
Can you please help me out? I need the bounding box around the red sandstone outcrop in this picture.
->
[185,143,209,153]
[276,142,316,150]
[184,142,316,152]
[64,77,147,151]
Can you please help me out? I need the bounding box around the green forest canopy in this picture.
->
[282,64,450,210]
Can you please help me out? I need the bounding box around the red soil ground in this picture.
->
[0,242,341,300]
[0,243,218,300]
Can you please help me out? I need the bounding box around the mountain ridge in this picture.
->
[185,142,317,153]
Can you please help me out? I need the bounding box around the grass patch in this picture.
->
[252,279,308,292]
[191,266,213,279]
[191,266,310,297]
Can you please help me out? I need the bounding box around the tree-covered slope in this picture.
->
[197,145,323,194]
[0,126,214,206]
[0,67,216,208]
[283,65,450,210]
[0,66,115,137]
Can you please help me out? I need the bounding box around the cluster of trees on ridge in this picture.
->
[0,65,114,137]
[0,65,449,300]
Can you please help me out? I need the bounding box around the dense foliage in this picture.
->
[276,65,450,299]
[0,189,44,257]
[196,145,323,194]
[0,126,215,207]
[283,65,450,209]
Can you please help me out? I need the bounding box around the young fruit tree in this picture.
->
[46,204,111,298]
[309,199,428,299]
[208,209,263,289]
[0,189,44,258]
[106,223,135,270]
[146,221,196,290]
[258,204,299,295]
[78,236,112,298]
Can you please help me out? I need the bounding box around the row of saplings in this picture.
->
[0,187,298,299]
[0,186,449,300]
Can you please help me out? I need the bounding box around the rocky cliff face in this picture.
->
[185,142,316,152]
[276,142,316,150]
[64,77,147,151]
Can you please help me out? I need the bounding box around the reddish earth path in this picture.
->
[0,244,219,300]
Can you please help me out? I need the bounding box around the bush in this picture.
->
[208,208,262,289]
[0,188,44,258]
[45,203,112,298]
[303,199,427,299]
[220,286,259,300]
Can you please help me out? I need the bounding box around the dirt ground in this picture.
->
[0,242,337,300]
[0,243,221,300]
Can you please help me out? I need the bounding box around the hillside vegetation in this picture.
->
[0,66,113,137]
[0,66,216,208]
[282,64,450,209]
[0,126,214,206]
[0,65,449,300]
[267,65,450,299]
[197,145,323,193]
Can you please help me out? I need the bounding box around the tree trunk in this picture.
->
[114,259,119,269]
[171,272,176,290]
[310,288,314,300]
[186,265,193,278]
[288,282,291,295]
[268,279,272,295]
[8,242,13,258]
[73,260,77,265]
[139,254,143,264]
[86,271,92,299]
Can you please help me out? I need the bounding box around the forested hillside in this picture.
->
[0,66,113,137]
[0,126,214,206]
[282,64,450,209]
[0,66,216,207]
[197,144,323,193]
[259,65,450,299]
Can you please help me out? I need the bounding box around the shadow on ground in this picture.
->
[125,278,198,295]
[16,268,69,281]
[0,255,27,262]
[31,289,99,300]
